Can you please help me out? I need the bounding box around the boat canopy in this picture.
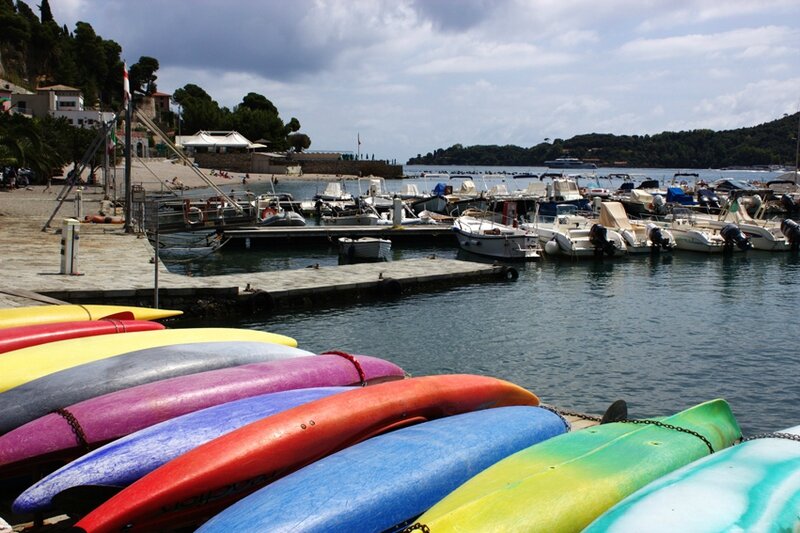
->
[666,187,695,205]
[598,202,632,231]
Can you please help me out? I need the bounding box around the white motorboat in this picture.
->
[690,199,789,251]
[315,179,353,202]
[597,201,675,253]
[452,215,540,261]
[255,195,306,227]
[322,211,380,226]
[639,207,751,253]
[526,204,627,258]
[338,237,391,262]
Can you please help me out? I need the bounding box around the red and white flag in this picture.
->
[123,62,130,110]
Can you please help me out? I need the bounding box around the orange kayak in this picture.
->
[72,374,539,532]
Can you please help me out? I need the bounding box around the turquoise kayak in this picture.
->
[585,424,800,532]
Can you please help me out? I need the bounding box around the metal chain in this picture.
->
[621,418,715,454]
[52,407,91,451]
[543,405,602,422]
[536,405,575,431]
[543,406,714,453]
[399,523,430,533]
[742,432,800,443]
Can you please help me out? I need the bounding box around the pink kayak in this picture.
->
[0,319,165,354]
[0,353,404,473]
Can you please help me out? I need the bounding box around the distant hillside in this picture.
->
[407,113,799,169]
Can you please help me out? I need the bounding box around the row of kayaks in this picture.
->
[0,304,798,532]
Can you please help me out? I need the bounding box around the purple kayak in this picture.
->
[0,353,404,473]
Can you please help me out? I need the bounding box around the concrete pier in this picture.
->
[1,217,515,318]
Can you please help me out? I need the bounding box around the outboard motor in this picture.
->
[651,194,666,215]
[589,223,616,256]
[781,219,800,251]
[720,223,752,251]
[697,189,720,211]
[646,222,673,250]
[782,194,798,216]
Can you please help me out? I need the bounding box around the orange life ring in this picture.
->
[261,207,277,218]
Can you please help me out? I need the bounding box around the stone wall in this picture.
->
[297,160,403,178]
[194,152,403,178]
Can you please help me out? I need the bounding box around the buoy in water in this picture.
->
[544,239,560,256]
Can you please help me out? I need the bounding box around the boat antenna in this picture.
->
[794,106,799,184]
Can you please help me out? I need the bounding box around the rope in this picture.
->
[77,304,93,321]
[52,408,91,451]
[321,350,367,386]
[544,406,715,454]
[102,317,125,332]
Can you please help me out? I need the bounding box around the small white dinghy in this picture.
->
[338,237,392,262]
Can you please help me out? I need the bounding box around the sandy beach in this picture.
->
[0,159,358,220]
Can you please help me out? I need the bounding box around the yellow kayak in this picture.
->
[0,304,183,330]
[0,328,297,393]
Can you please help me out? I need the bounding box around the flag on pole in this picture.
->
[108,128,118,154]
[123,62,130,110]
[358,133,361,146]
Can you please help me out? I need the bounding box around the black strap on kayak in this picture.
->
[544,403,715,454]
[321,350,367,386]
[52,407,91,451]
[742,432,800,443]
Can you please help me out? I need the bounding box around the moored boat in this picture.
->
[453,215,540,260]
[527,204,627,258]
[338,237,392,262]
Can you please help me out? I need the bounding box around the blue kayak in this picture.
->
[14,387,348,514]
[197,405,569,533]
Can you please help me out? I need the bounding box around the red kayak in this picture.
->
[0,319,165,354]
[72,374,539,532]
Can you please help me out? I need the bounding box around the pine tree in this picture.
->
[39,0,53,23]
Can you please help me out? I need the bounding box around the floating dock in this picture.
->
[1,217,514,319]
[221,224,457,248]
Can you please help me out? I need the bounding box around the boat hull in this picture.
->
[13,387,350,514]
[586,424,800,532]
[338,237,392,261]
[197,407,569,533]
[417,399,741,532]
[0,354,403,471]
[0,319,165,354]
[0,337,310,435]
[453,217,540,260]
[72,375,539,533]
[0,305,181,330]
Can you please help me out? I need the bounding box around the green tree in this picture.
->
[129,56,159,96]
[173,83,227,133]
[39,0,53,23]
[288,133,311,152]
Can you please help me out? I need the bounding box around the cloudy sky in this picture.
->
[51,0,799,163]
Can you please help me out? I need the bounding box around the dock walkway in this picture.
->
[1,217,515,317]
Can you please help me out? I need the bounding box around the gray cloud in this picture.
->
[410,0,508,31]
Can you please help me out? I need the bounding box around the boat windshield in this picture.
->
[556,204,578,216]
